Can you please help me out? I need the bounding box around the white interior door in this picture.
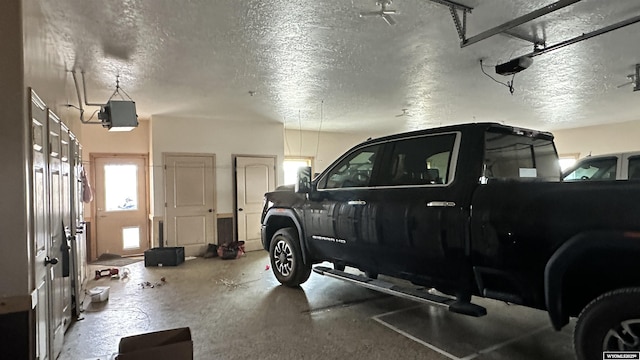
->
[31,90,50,360]
[94,155,149,257]
[164,154,216,256]
[48,110,65,359]
[71,140,87,312]
[236,156,276,252]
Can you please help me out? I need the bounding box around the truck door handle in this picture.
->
[347,200,366,206]
[426,201,456,207]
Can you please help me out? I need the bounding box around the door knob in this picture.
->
[238,208,244,211]
[208,209,213,213]
[44,256,59,266]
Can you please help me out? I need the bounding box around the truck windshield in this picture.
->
[483,128,560,182]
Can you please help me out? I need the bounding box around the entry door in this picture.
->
[94,156,149,256]
[235,156,276,252]
[31,90,50,360]
[164,154,216,256]
[48,110,65,358]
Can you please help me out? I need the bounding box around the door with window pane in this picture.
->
[94,155,148,257]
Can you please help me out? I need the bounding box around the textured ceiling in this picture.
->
[36,0,640,135]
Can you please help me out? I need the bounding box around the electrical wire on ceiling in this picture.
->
[480,60,516,95]
[84,109,100,122]
[283,117,292,155]
[298,110,302,156]
[315,100,324,161]
[63,103,100,122]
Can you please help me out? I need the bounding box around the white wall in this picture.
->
[284,129,370,173]
[0,0,76,299]
[150,116,284,216]
[80,119,150,156]
[0,0,29,298]
[553,120,640,158]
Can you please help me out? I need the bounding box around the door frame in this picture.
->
[29,88,51,360]
[232,154,278,244]
[89,153,150,260]
[162,152,217,251]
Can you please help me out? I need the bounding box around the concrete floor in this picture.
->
[61,251,576,360]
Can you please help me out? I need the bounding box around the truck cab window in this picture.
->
[484,129,560,182]
[628,157,640,180]
[378,134,456,186]
[319,144,380,189]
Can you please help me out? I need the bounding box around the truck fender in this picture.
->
[263,208,309,264]
[544,230,640,330]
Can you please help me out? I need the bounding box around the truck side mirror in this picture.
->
[295,166,312,193]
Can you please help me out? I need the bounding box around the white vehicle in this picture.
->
[563,151,640,181]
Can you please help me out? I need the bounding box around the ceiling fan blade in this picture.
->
[382,14,396,25]
[359,11,380,17]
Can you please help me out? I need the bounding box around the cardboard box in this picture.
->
[116,327,192,360]
[144,247,185,267]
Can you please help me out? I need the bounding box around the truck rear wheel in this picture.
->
[269,228,311,287]
[574,287,640,360]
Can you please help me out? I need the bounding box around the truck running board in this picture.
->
[313,266,487,317]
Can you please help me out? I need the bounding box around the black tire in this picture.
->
[269,228,311,287]
[574,287,640,360]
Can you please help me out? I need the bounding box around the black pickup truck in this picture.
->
[261,122,640,360]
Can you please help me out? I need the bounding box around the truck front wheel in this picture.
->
[269,228,311,287]
[574,287,640,360]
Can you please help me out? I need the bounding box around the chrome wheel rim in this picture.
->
[273,240,293,277]
[603,319,640,351]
